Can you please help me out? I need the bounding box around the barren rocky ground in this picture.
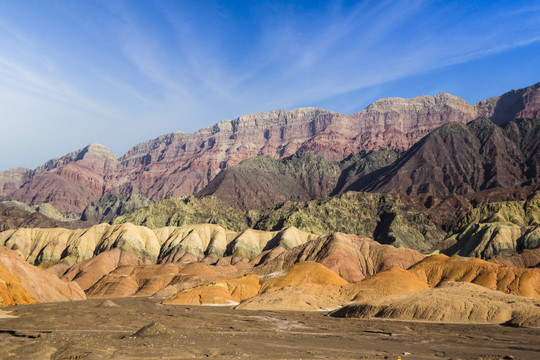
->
[1,297,539,360]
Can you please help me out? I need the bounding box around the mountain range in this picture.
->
[2,82,539,215]
[1,77,540,329]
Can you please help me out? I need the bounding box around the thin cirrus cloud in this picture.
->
[0,0,539,170]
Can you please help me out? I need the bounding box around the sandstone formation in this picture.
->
[44,230,424,298]
[0,246,85,303]
[85,261,239,298]
[1,200,78,222]
[443,199,539,259]
[5,83,538,215]
[159,225,317,262]
[160,253,540,315]
[163,274,261,306]
[489,248,540,268]
[478,81,540,124]
[254,233,425,282]
[59,248,149,291]
[0,143,119,215]
[0,223,317,269]
[0,223,162,267]
[259,261,348,292]
[106,93,477,206]
[344,268,429,302]
[235,284,347,311]
[0,168,31,196]
[163,261,352,311]
[331,282,540,327]
[0,262,34,306]
[408,254,540,299]
[341,253,540,301]
[236,262,350,311]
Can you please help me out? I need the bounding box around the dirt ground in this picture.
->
[1,297,539,360]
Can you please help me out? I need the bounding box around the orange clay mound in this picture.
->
[256,233,424,282]
[409,254,540,299]
[0,247,85,303]
[86,261,241,298]
[163,274,260,306]
[235,261,350,311]
[332,282,540,327]
[60,248,147,291]
[260,261,348,294]
[235,284,347,311]
[345,268,429,302]
[0,263,34,306]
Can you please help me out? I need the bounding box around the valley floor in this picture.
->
[1,297,539,360]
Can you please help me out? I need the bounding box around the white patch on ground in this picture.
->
[262,271,286,279]
[202,299,239,306]
[0,311,16,318]
[317,307,340,312]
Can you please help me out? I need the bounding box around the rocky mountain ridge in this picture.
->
[2,82,539,214]
[348,118,540,199]
[196,150,400,210]
[112,191,446,251]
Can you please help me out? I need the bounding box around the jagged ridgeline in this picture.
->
[113,191,445,251]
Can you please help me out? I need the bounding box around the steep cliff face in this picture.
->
[106,98,477,202]
[1,83,538,215]
[477,82,540,124]
[0,168,31,196]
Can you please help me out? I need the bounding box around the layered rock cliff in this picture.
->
[1,82,538,215]
[0,143,118,214]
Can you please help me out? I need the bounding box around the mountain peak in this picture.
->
[364,93,473,114]
[79,143,118,160]
[33,143,118,175]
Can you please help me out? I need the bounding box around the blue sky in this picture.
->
[1,0,539,170]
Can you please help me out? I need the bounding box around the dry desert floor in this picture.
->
[1,296,539,360]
